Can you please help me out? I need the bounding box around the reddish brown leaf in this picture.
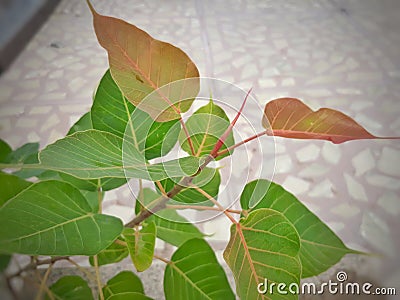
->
[87,1,199,122]
[262,97,399,144]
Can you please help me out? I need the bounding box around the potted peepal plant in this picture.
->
[0,1,398,299]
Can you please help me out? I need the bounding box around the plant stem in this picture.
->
[125,154,215,227]
[93,255,104,300]
[210,88,252,157]
[6,256,69,279]
[191,184,237,224]
[155,180,167,196]
[66,258,97,282]
[180,118,196,156]
[34,262,54,300]
[216,130,268,157]
[97,180,103,214]
[166,204,241,214]
[153,254,170,264]
[114,239,127,247]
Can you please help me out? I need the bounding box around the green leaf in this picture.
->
[80,190,101,213]
[89,238,128,267]
[91,70,180,160]
[179,100,234,160]
[47,275,93,300]
[151,209,204,247]
[67,112,93,135]
[157,167,220,206]
[144,117,180,160]
[58,172,126,192]
[37,129,200,181]
[5,142,42,178]
[127,107,180,160]
[223,208,301,300]
[91,70,134,138]
[5,142,39,164]
[164,238,235,300]
[88,4,199,122]
[0,180,123,255]
[102,271,152,300]
[0,172,32,207]
[135,189,204,247]
[0,254,11,272]
[39,170,126,192]
[0,139,12,162]
[66,112,129,190]
[123,222,156,272]
[241,179,358,278]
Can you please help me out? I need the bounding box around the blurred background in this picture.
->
[0,0,399,299]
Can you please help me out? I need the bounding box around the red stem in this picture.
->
[210,88,252,157]
[216,130,268,157]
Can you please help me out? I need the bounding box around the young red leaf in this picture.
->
[86,1,199,122]
[262,97,399,144]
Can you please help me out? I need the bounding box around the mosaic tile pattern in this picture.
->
[1,0,400,298]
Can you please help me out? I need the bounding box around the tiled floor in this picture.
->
[1,0,400,298]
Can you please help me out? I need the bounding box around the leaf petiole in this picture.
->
[210,88,252,157]
[190,184,237,224]
[216,130,269,157]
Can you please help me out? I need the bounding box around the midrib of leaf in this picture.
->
[168,259,213,300]
[3,214,93,243]
[235,223,268,300]
[272,129,372,140]
[123,96,139,149]
[195,105,215,157]
[0,160,186,174]
[134,228,140,257]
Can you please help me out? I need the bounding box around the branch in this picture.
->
[153,254,170,264]
[93,255,104,300]
[35,263,54,300]
[66,258,97,282]
[216,130,268,157]
[6,256,69,279]
[125,154,215,227]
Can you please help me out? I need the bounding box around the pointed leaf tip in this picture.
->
[86,0,96,14]
[89,5,199,122]
[263,97,400,143]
